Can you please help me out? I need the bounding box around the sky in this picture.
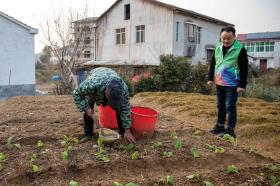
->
[1,0,280,53]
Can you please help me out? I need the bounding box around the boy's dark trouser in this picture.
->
[216,85,238,129]
[83,103,94,136]
[83,105,125,136]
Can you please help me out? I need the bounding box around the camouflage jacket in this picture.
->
[72,67,131,129]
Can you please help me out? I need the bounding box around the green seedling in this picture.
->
[166,175,174,185]
[174,139,182,150]
[204,181,214,186]
[152,141,163,149]
[170,131,178,139]
[264,163,279,172]
[163,151,173,158]
[94,137,110,162]
[31,164,39,173]
[113,182,124,186]
[14,143,21,149]
[269,175,280,186]
[186,172,200,182]
[29,154,39,173]
[190,148,200,158]
[6,136,21,149]
[131,151,139,160]
[222,134,237,147]
[61,150,69,161]
[61,135,79,146]
[69,180,79,186]
[193,129,202,139]
[249,144,257,154]
[30,153,37,162]
[37,140,44,148]
[227,165,239,174]
[125,182,138,186]
[119,143,135,151]
[214,147,225,154]
[205,143,216,151]
[0,152,5,162]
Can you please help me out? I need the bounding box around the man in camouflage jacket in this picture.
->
[72,67,136,143]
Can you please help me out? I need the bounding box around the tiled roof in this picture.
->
[237,31,280,41]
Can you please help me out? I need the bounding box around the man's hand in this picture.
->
[237,87,246,94]
[207,81,214,86]
[124,128,136,144]
[85,108,94,118]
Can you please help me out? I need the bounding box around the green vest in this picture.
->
[214,40,242,86]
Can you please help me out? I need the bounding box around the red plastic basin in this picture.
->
[98,105,118,129]
[98,105,159,139]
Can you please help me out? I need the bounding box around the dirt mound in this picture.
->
[0,95,279,185]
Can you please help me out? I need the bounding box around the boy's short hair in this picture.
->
[220,26,236,36]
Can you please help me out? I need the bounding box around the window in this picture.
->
[116,28,126,44]
[76,38,81,45]
[256,42,264,52]
[84,37,91,44]
[265,42,274,52]
[84,51,91,58]
[136,25,145,43]
[124,4,130,20]
[244,43,255,52]
[188,24,196,42]
[82,26,91,32]
[176,22,179,42]
[196,27,201,44]
[77,51,81,58]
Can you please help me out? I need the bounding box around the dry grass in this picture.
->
[132,92,280,161]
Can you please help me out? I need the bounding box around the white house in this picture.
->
[0,11,38,100]
[237,31,280,71]
[75,0,233,67]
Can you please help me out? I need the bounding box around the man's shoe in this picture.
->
[79,135,93,143]
[210,125,225,135]
[223,128,236,138]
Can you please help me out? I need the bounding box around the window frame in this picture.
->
[136,25,145,43]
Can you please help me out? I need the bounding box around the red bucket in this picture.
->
[131,106,158,139]
[98,105,118,129]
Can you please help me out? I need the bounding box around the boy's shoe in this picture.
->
[209,124,225,135]
[223,128,236,138]
[79,135,93,143]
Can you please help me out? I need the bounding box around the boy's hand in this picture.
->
[207,81,214,86]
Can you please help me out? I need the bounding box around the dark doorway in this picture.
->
[260,59,267,72]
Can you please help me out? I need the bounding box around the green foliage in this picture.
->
[122,78,134,96]
[204,181,214,186]
[32,164,39,173]
[193,129,202,139]
[29,153,39,173]
[119,143,135,151]
[227,165,239,174]
[170,131,178,139]
[113,182,124,186]
[131,151,139,160]
[190,148,200,158]
[37,140,44,148]
[186,172,200,182]
[270,175,280,186]
[0,152,5,162]
[95,137,110,162]
[7,136,21,150]
[249,144,257,154]
[264,163,279,172]
[222,134,237,147]
[174,139,182,150]
[191,62,211,94]
[152,141,163,149]
[125,182,138,186]
[248,63,261,78]
[134,77,159,94]
[214,147,225,154]
[69,180,79,186]
[166,175,174,185]
[163,151,173,158]
[40,46,52,64]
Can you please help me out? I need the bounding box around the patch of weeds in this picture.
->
[94,138,110,162]
[29,153,40,173]
[227,165,239,174]
[186,172,200,182]
[192,129,202,139]
[264,163,279,172]
[190,148,200,158]
[205,143,224,154]
[163,151,173,158]
[113,182,138,186]
[152,141,163,149]
[170,131,178,139]
[222,134,237,147]
[119,143,135,151]
[166,175,174,185]
[204,181,214,186]
[60,135,79,162]
[174,139,182,150]
[248,144,257,154]
[269,175,280,186]
[0,152,6,171]
[69,180,79,186]
[7,136,21,150]
[37,140,44,148]
[131,151,139,160]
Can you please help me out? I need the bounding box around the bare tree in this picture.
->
[40,7,91,94]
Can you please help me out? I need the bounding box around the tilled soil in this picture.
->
[0,96,279,186]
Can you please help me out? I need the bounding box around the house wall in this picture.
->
[0,16,36,99]
[246,40,280,69]
[96,0,173,65]
[172,13,225,64]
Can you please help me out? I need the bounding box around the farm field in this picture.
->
[0,93,279,185]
